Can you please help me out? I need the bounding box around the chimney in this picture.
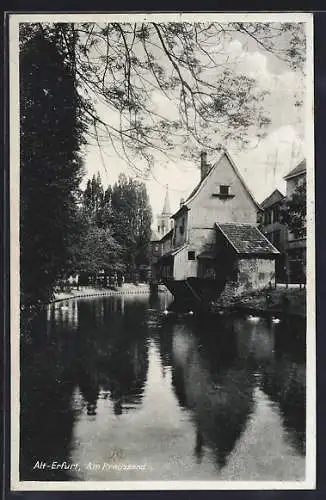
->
[200,151,209,180]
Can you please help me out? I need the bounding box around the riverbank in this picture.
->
[222,286,306,319]
[52,283,151,303]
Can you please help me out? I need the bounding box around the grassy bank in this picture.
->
[226,286,306,318]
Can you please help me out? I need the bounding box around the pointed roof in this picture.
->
[284,159,306,180]
[216,223,279,255]
[160,228,173,242]
[260,189,285,209]
[162,185,171,215]
[171,150,260,219]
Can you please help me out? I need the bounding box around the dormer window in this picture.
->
[212,184,234,198]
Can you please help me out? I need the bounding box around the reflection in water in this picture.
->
[20,294,306,481]
[170,323,255,469]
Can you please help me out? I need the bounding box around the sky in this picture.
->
[80,22,307,223]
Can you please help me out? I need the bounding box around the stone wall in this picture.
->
[214,257,276,307]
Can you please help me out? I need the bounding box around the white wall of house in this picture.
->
[170,154,259,281]
[187,154,258,230]
[173,246,197,281]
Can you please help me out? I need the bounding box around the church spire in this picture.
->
[157,184,173,237]
[162,184,171,215]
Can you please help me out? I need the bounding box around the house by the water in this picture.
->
[283,160,306,283]
[259,159,306,285]
[259,189,287,282]
[150,150,279,310]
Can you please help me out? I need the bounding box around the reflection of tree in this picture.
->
[20,311,78,480]
[256,317,306,456]
[233,314,306,457]
[20,296,150,480]
[77,367,99,416]
[170,322,255,469]
[75,298,149,415]
[103,338,149,413]
[260,358,305,456]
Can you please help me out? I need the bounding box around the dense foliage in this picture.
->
[79,172,152,284]
[20,22,305,173]
[281,178,306,239]
[20,28,86,305]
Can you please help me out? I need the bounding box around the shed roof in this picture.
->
[158,243,188,260]
[216,223,279,255]
[260,189,285,209]
[284,159,306,180]
[160,228,173,241]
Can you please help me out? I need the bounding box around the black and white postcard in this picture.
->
[9,12,315,491]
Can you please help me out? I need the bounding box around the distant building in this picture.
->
[149,186,173,284]
[157,185,173,238]
[152,150,279,309]
[283,159,306,283]
[260,189,287,282]
[259,159,306,284]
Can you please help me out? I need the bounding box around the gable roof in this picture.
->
[216,223,279,255]
[160,228,173,241]
[260,189,285,209]
[171,150,260,219]
[284,159,306,180]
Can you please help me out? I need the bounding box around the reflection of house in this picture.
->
[260,189,287,282]
[152,150,279,308]
[284,160,306,283]
[171,328,254,468]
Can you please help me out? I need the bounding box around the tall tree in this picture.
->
[20,27,86,305]
[110,174,152,280]
[82,172,105,225]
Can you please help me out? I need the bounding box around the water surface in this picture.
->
[20,293,306,481]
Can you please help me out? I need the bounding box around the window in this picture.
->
[219,185,230,196]
[264,210,272,225]
[273,205,280,222]
[188,251,196,261]
[213,184,234,198]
